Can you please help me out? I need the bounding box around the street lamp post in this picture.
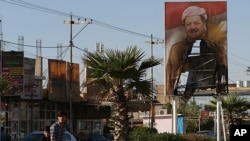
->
[64,14,92,130]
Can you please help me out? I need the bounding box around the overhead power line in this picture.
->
[2,40,68,48]
[229,53,250,63]
[2,38,250,76]
[1,0,250,80]
[1,0,68,17]
[1,0,164,41]
[2,39,87,62]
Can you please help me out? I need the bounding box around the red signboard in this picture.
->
[1,51,24,95]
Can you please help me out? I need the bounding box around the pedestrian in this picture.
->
[40,126,51,141]
[50,110,71,141]
[1,126,11,141]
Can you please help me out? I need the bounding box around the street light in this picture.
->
[64,14,92,130]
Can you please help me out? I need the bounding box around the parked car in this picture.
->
[103,134,114,141]
[21,131,77,141]
[87,133,109,141]
[196,130,216,137]
[78,129,89,141]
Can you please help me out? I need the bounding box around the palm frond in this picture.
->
[82,46,161,100]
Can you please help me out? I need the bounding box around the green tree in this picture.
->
[83,46,161,141]
[210,93,248,133]
[178,100,201,133]
[0,76,13,95]
[222,93,248,125]
[162,102,172,113]
[178,100,200,117]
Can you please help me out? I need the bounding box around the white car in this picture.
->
[21,131,77,141]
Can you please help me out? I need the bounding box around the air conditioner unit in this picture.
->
[209,111,215,117]
[159,109,167,115]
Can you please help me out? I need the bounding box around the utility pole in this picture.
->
[64,14,80,130]
[145,34,164,128]
[64,14,92,130]
[30,91,33,131]
[0,19,2,139]
[0,19,3,51]
[247,67,250,75]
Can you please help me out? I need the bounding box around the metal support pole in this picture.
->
[148,104,151,128]
[216,96,221,141]
[0,95,1,141]
[199,109,201,131]
[0,19,2,140]
[64,15,92,130]
[214,111,216,136]
[145,34,164,129]
[69,14,73,130]
[30,92,33,131]
[220,102,226,141]
[18,99,21,141]
[5,101,8,133]
[172,96,177,134]
[150,34,154,129]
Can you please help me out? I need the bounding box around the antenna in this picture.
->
[0,19,3,51]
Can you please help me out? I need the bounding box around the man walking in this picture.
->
[50,111,71,141]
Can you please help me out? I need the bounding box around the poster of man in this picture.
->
[165,1,228,98]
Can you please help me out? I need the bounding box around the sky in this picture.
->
[0,0,250,86]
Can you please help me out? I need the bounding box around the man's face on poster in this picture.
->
[184,15,206,41]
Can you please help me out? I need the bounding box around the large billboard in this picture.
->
[48,59,67,101]
[1,51,24,95]
[21,57,41,99]
[67,62,81,102]
[165,1,228,97]
[48,59,81,102]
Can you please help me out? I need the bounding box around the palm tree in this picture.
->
[82,46,161,141]
[221,93,248,125]
[210,93,248,133]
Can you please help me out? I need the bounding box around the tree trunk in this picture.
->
[112,87,130,141]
